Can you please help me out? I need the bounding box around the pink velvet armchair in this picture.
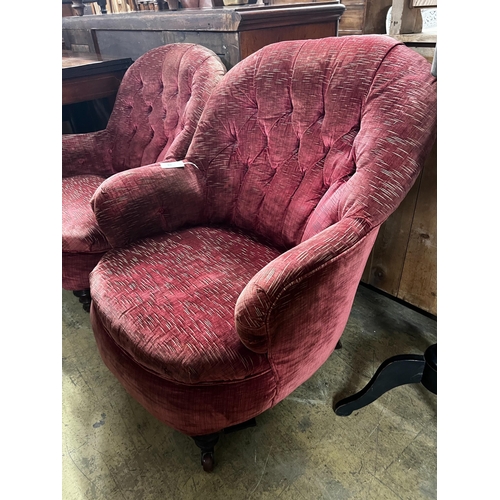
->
[88,35,437,471]
[62,43,226,310]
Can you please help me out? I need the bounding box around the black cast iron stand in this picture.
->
[334,344,436,416]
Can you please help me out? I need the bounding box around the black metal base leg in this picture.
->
[421,344,437,394]
[334,343,437,416]
[334,353,426,416]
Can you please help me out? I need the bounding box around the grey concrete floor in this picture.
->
[62,284,437,499]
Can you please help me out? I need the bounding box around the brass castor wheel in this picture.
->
[201,451,215,472]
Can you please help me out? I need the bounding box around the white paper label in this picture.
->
[160,161,185,169]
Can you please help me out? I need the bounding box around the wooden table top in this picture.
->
[62,52,133,80]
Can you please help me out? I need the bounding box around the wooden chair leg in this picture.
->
[192,432,220,472]
[73,289,92,312]
[192,418,257,472]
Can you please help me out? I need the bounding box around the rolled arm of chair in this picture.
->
[235,218,378,355]
[62,130,114,178]
[91,162,206,248]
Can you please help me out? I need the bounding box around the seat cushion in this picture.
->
[62,175,110,253]
[89,226,281,385]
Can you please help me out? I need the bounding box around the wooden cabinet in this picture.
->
[62,3,345,70]
[267,0,392,36]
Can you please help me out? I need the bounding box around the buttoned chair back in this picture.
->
[88,35,437,470]
[62,43,227,296]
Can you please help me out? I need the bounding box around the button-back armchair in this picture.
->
[62,43,227,310]
[88,35,437,471]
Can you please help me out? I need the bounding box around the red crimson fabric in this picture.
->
[89,35,437,437]
[62,43,227,291]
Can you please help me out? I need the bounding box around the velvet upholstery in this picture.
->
[89,36,437,438]
[62,43,227,291]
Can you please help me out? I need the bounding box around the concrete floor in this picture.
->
[62,284,437,499]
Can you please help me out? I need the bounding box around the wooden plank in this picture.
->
[404,45,435,63]
[62,4,345,33]
[361,172,421,296]
[62,71,125,105]
[397,141,437,315]
[62,4,76,16]
[239,22,337,60]
[389,0,422,35]
[411,0,437,7]
[163,31,240,68]
[235,4,345,31]
[363,0,392,34]
[338,3,365,35]
[392,33,437,44]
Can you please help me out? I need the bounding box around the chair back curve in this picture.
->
[185,35,437,251]
[106,43,227,175]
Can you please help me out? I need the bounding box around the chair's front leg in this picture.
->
[192,432,220,472]
[73,289,92,313]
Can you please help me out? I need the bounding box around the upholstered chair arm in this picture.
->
[235,218,378,355]
[62,130,114,178]
[91,162,206,248]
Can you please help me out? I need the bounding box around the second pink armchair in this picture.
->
[62,43,227,310]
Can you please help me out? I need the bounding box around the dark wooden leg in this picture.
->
[96,0,107,13]
[191,418,257,472]
[334,353,426,416]
[192,432,220,472]
[71,0,85,16]
[73,289,92,313]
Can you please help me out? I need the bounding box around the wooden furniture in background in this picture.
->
[62,52,133,133]
[62,3,345,69]
[265,0,393,36]
[62,0,108,15]
[361,0,437,316]
[62,53,133,105]
[362,141,436,316]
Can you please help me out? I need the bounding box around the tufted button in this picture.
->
[147,105,153,114]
